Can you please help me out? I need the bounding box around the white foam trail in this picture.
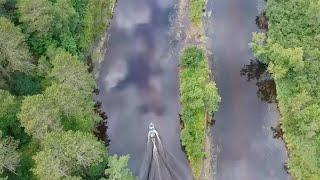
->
[139,130,188,180]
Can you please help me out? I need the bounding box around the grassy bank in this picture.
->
[179,47,220,177]
[251,0,320,179]
[189,0,206,25]
[178,0,220,178]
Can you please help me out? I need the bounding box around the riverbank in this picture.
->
[92,0,117,74]
[177,0,220,178]
[210,0,289,179]
[251,0,320,179]
[92,0,117,144]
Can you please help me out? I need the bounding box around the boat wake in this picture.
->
[139,123,186,180]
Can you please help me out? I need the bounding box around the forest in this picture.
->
[3,0,319,179]
[0,0,134,179]
[251,0,320,179]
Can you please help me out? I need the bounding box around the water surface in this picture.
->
[96,0,192,178]
[208,0,290,179]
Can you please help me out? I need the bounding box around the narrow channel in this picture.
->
[96,0,192,178]
[209,0,290,179]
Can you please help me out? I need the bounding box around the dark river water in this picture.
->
[209,0,290,180]
[96,0,192,178]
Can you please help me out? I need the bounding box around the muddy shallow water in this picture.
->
[96,0,192,178]
[208,0,290,179]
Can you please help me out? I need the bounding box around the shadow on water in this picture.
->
[240,59,277,103]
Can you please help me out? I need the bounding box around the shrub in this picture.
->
[179,47,220,177]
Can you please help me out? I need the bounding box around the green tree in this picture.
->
[47,50,99,131]
[0,17,33,88]
[18,94,62,140]
[17,0,54,33]
[32,131,105,179]
[52,0,79,54]
[44,83,99,132]
[0,90,27,141]
[19,48,99,139]
[179,47,220,176]
[0,0,5,15]
[70,0,88,18]
[9,72,42,96]
[80,0,115,52]
[17,0,81,55]
[46,50,99,132]
[19,83,98,140]
[0,90,18,134]
[0,0,7,17]
[0,0,135,179]
[103,155,134,180]
[0,132,20,174]
[49,50,95,95]
[251,0,320,178]
[307,0,320,24]
[52,0,78,31]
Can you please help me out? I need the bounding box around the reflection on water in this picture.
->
[96,0,192,178]
[208,0,290,179]
[240,59,277,103]
[240,59,267,81]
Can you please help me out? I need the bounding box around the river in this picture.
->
[208,0,290,179]
[96,0,192,178]
[97,0,291,179]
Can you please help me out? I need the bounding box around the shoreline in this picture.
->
[93,0,117,78]
[177,0,220,179]
[254,8,292,177]
[92,0,117,144]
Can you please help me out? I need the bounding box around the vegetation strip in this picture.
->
[179,47,220,177]
[0,0,134,179]
[178,0,220,178]
[251,0,320,179]
[189,0,206,25]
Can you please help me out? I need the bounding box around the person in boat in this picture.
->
[147,122,159,143]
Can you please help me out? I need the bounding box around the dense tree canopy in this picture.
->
[251,0,320,179]
[32,131,105,179]
[0,132,20,174]
[45,83,99,132]
[19,50,100,139]
[0,17,32,86]
[0,0,132,179]
[0,90,27,141]
[19,94,62,140]
[17,0,54,34]
[80,0,115,52]
[0,90,18,134]
[17,0,115,57]
[104,155,135,180]
[49,50,95,95]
